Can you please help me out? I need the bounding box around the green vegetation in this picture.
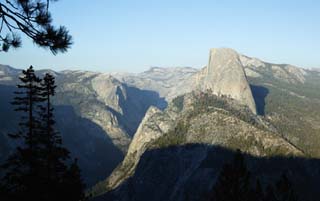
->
[172,95,184,112]
[248,75,320,157]
[0,66,86,201]
[152,91,268,149]
[189,91,264,129]
[88,151,136,198]
[208,150,299,201]
[151,120,188,148]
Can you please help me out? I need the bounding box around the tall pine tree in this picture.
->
[210,150,252,201]
[1,67,86,201]
[62,159,87,201]
[1,65,44,200]
[251,179,264,201]
[264,185,277,201]
[38,73,69,184]
[37,73,86,201]
[273,173,298,201]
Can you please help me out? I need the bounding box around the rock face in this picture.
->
[92,92,309,201]
[239,55,307,84]
[89,103,183,196]
[3,47,320,197]
[0,66,166,185]
[199,48,257,114]
[113,49,258,114]
[112,67,197,102]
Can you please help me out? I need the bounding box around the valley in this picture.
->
[1,48,320,200]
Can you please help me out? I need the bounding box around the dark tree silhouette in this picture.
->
[251,179,264,201]
[260,174,298,201]
[264,185,277,201]
[0,65,45,200]
[37,73,86,201]
[38,73,69,181]
[208,150,300,201]
[62,159,87,201]
[273,174,298,201]
[209,150,251,201]
[0,0,72,54]
[0,67,86,201]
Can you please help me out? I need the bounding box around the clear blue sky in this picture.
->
[0,0,319,72]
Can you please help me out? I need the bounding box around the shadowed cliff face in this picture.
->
[54,71,167,152]
[113,49,258,115]
[0,70,167,186]
[54,105,124,186]
[98,145,320,201]
[0,84,124,186]
[0,85,21,160]
[250,85,269,115]
[2,47,320,196]
[89,91,302,197]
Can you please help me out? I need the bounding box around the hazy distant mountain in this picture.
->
[113,49,320,157]
[0,65,166,185]
[2,48,320,198]
[112,66,197,102]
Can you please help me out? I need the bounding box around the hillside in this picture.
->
[2,48,320,192]
[0,65,166,185]
[89,48,320,199]
[91,92,320,201]
[115,49,320,157]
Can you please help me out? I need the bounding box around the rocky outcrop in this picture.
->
[54,71,131,152]
[0,67,166,185]
[271,64,306,84]
[112,67,197,102]
[113,48,259,114]
[91,74,127,115]
[0,65,20,84]
[89,105,179,196]
[2,47,320,196]
[94,92,306,201]
[198,48,257,114]
[239,54,307,84]
[111,49,310,108]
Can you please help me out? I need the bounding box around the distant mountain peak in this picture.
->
[145,66,198,73]
[197,48,257,114]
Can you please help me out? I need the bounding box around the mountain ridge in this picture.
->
[2,47,320,195]
[90,91,307,200]
[86,48,320,199]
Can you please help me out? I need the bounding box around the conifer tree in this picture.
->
[0,0,72,53]
[264,185,277,201]
[38,73,69,181]
[36,73,69,200]
[251,179,264,201]
[207,151,300,201]
[1,65,44,200]
[37,73,86,201]
[273,174,298,201]
[1,67,86,201]
[62,159,86,201]
[210,150,251,201]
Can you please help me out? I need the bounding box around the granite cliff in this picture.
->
[90,92,308,200]
[197,48,257,114]
[2,48,320,197]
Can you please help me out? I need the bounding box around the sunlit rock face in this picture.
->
[199,48,257,114]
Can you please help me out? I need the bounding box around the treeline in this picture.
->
[0,66,86,201]
[191,91,265,129]
[208,150,298,201]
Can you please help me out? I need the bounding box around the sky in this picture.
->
[0,0,320,72]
